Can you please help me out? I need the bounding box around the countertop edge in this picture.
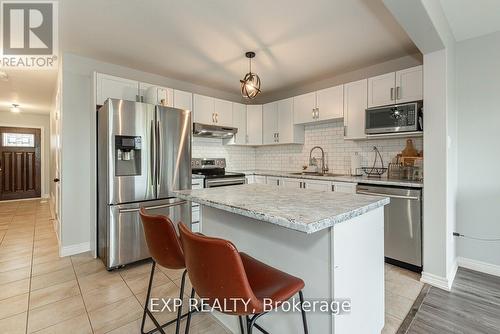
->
[238,170,423,188]
[174,190,390,234]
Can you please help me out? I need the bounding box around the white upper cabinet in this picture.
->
[262,102,279,145]
[368,66,423,108]
[229,103,247,145]
[213,98,233,127]
[141,83,174,107]
[316,85,344,121]
[395,66,423,104]
[246,105,263,145]
[368,72,396,108]
[293,92,317,124]
[193,94,233,126]
[278,98,304,144]
[344,79,368,140]
[193,94,215,124]
[173,90,192,111]
[96,73,139,105]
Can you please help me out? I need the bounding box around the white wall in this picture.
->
[456,31,500,266]
[0,111,50,198]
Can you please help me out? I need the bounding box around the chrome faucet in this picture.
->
[309,146,329,174]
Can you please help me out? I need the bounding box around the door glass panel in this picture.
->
[2,133,35,147]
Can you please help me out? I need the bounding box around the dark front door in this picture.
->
[0,127,41,200]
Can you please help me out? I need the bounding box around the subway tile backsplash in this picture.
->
[192,120,423,174]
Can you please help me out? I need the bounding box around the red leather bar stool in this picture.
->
[139,208,189,334]
[178,223,309,334]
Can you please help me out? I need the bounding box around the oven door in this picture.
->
[205,177,246,188]
[365,103,419,134]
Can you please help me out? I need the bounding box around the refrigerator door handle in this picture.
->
[150,120,156,187]
[118,200,187,213]
[156,120,162,187]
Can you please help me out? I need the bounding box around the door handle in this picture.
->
[53,178,60,183]
[118,200,188,213]
[396,86,401,100]
[150,120,155,186]
[212,113,215,123]
[156,120,162,186]
[215,113,219,123]
[390,88,394,100]
[357,190,419,201]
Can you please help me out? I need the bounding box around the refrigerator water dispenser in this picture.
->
[115,135,142,176]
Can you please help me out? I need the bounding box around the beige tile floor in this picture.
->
[0,199,422,334]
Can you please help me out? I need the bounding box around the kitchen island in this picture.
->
[174,184,389,334]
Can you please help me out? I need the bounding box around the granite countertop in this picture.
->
[173,184,389,234]
[237,169,423,188]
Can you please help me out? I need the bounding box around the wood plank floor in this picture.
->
[404,268,500,334]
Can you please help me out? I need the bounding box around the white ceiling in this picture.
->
[440,0,500,42]
[0,69,57,115]
[59,0,418,96]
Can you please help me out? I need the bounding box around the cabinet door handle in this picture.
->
[212,113,215,123]
[396,86,401,100]
[331,184,335,192]
[344,126,347,137]
[390,88,394,100]
[277,133,279,143]
[299,182,302,188]
[312,108,315,119]
[216,113,219,123]
[316,107,319,119]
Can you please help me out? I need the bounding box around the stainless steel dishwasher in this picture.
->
[357,184,422,272]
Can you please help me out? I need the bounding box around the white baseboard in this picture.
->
[421,265,457,291]
[458,257,500,277]
[60,242,91,257]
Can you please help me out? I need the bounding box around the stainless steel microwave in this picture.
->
[365,101,423,135]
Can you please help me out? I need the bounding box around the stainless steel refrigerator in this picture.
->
[97,98,191,270]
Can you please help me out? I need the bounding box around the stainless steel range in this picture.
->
[192,158,246,188]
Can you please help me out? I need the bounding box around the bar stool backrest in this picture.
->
[139,208,185,269]
[178,223,262,315]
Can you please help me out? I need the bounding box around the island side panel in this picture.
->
[201,205,333,334]
[332,207,385,334]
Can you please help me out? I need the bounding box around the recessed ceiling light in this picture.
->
[0,70,8,81]
[11,104,20,113]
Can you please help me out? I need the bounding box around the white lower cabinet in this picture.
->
[333,182,357,194]
[254,175,267,184]
[281,178,303,189]
[245,175,255,184]
[302,179,333,191]
[266,176,281,186]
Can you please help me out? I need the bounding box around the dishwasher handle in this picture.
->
[357,190,419,201]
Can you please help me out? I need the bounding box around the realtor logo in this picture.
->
[1,1,58,68]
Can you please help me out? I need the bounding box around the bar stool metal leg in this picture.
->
[238,316,245,334]
[184,288,196,334]
[174,270,188,334]
[141,261,167,334]
[299,290,309,334]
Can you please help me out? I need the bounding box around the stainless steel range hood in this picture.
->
[193,123,238,139]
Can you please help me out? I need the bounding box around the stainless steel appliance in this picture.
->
[97,98,192,269]
[192,158,246,188]
[365,101,423,135]
[193,123,237,139]
[356,184,422,272]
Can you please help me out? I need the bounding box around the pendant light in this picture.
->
[240,51,261,99]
